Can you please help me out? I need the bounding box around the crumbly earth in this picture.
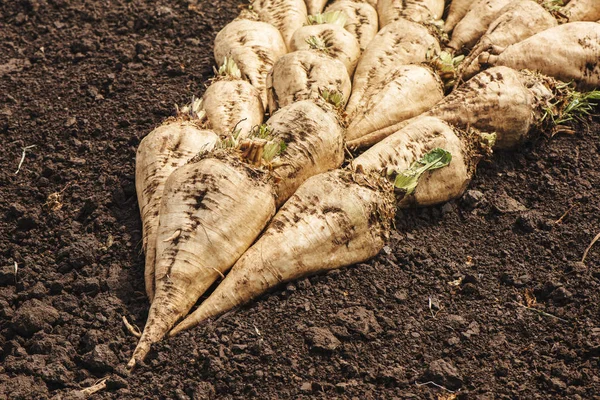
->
[0,1,599,399]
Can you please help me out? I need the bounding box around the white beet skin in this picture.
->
[266,50,351,114]
[202,79,264,138]
[129,99,346,366]
[252,0,308,50]
[345,18,441,119]
[305,0,329,15]
[563,0,600,22]
[129,154,277,369]
[335,0,378,9]
[377,0,445,27]
[290,24,361,76]
[443,0,477,33]
[267,100,346,206]
[432,67,554,148]
[347,66,555,150]
[345,64,444,143]
[325,0,379,52]
[458,0,557,81]
[480,22,600,90]
[446,0,514,53]
[170,169,396,335]
[135,121,218,301]
[213,18,287,108]
[354,116,476,207]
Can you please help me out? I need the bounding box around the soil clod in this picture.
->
[422,359,464,391]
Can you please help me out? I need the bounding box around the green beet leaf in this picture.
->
[393,148,452,195]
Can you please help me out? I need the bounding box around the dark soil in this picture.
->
[1,0,599,399]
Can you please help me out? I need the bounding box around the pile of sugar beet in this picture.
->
[129,0,600,368]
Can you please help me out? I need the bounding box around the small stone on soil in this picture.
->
[335,382,349,393]
[304,327,341,351]
[462,321,480,338]
[462,190,484,208]
[423,359,463,390]
[493,193,527,213]
[335,306,382,337]
[446,314,467,327]
[393,290,408,302]
[550,377,567,390]
[441,202,455,215]
[515,211,542,233]
[82,344,118,372]
[300,382,313,393]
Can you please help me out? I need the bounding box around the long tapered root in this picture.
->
[169,311,213,336]
[128,341,150,369]
[170,170,396,335]
[130,152,276,368]
[478,22,600,90]
[135,122,218,301]
[128,286,190,368]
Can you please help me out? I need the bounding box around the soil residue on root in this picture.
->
[0,0,599,399]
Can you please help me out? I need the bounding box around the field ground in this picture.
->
[0,1,599,398]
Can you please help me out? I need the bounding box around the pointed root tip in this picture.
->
[127,357,137,370]
[168,320,190,337]
[127,340,151,371]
